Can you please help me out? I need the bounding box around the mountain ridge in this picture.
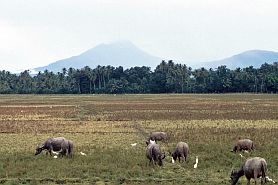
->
[35,41,162,73]
[194,49,278,69]
[34,41,278,73]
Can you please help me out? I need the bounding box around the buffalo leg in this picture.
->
[246,178,250,185]
[49,146,54,156]
[254,177,257,185]
[261,177,265,185]
[149,159,155,166]
[181,155,185,163]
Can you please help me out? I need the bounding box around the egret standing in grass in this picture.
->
[266,176,276,183]
[145,139,156,146]
[150,140,155,144]
[131,143,137,147]
[171,157,175,164]
[194,156,198,169]
[80,152,87,156]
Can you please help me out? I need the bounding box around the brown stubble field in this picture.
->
[0,94,278,185]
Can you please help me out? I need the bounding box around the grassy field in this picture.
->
[0,94,278,185]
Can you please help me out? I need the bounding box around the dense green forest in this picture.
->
[0,60,278,94]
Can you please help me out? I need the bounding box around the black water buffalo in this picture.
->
[230,157,267,185]
[35,137,73,158]
[171,142,189,163]
[146,132,167,145]
[146,143,165,166]
[232,139,254,152]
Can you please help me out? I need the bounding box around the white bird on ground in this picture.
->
[52,151,60,155]
[266,176,276,183]
[149,139,155,144]
[239,154,244,158]
[80,152,87,156]
[171,157,175,164]
[53,155,58,159]
[194,156,198,169]
[131,143,137,147]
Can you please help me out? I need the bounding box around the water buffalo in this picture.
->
[171,142,189,163]
[232,139,254,152]
[147,132,167,144]
[35,137,73,158]
[230,157,267,185]
[146,143,165,166]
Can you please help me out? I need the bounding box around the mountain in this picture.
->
[35,41,162,73]
[34,42,278,73]
[193,50,278,69]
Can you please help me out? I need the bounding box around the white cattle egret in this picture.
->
[266,176,276,183]
[150,140,155,144]
[131,143,137,147]
[53,155,58,159]
[194,156,198,169]
[171,157,175,164]
[52,151,59,155]
[80,152,87,156]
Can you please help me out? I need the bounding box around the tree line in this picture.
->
[0,60,277,94]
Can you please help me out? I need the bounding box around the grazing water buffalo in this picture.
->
[230,157,267,185]
[146,143,165,166]
[171,142,189,163]
[232,139,254,152]
[35,137,73,158]
[147,132,167,143]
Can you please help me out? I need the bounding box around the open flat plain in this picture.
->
[0,94,278,185]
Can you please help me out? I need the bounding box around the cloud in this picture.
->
[0,0,278,70]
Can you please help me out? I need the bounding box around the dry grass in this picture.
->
[0,94,277,184]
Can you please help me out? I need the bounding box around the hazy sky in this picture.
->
[1,0,278,71]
